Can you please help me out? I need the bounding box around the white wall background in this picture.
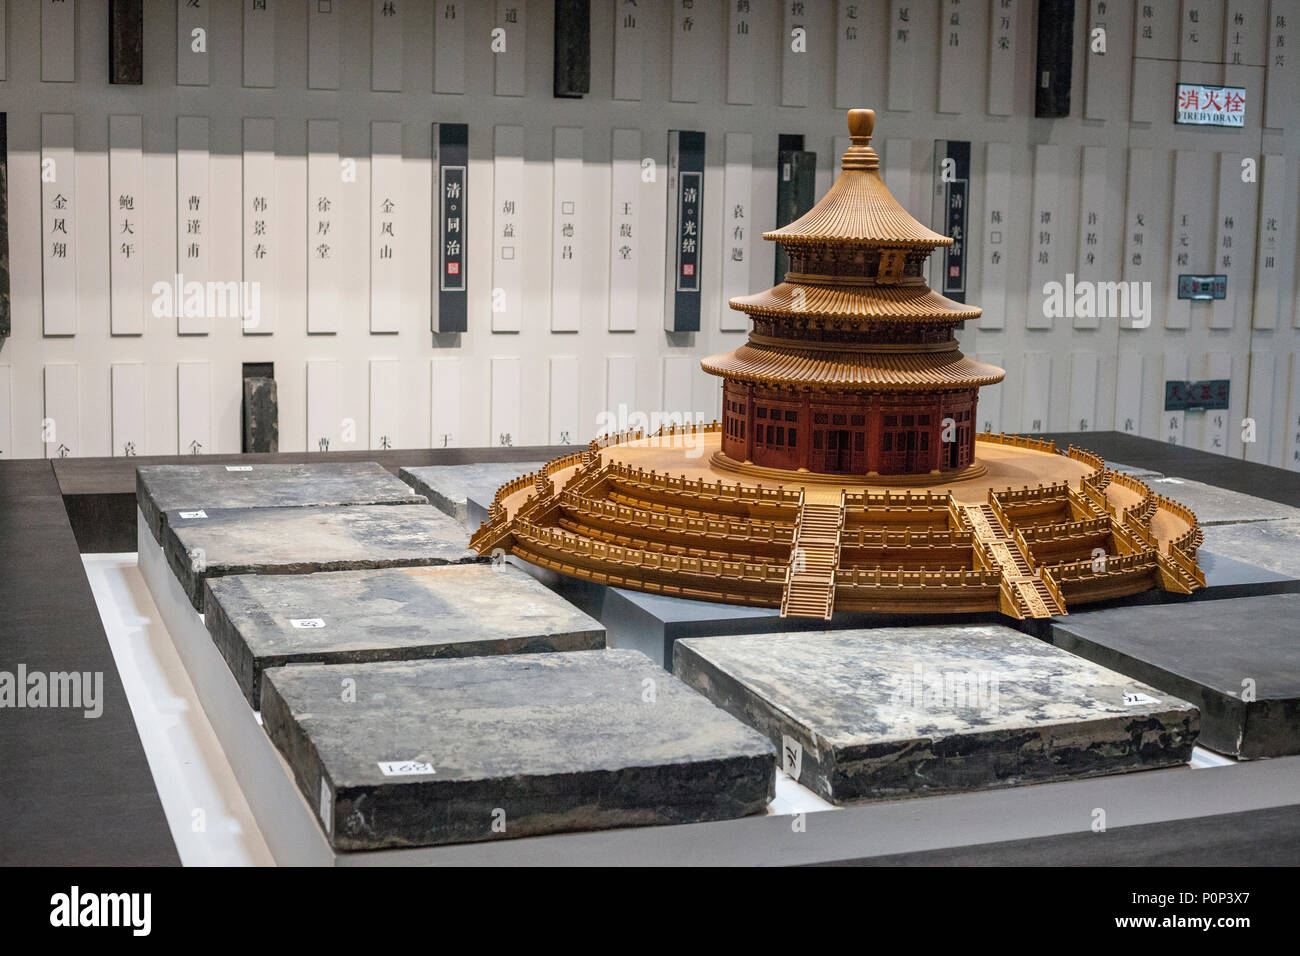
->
[0,0,1298,467]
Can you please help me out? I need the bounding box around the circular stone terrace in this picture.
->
[496,428,1193,552]
[477,424,1204,621]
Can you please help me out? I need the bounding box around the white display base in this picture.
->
[136,509,1300,865]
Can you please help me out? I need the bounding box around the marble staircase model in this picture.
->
[965,502,1064,619]
[781,494,844,620]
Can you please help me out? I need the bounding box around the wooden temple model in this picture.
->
[472,110,1206,621]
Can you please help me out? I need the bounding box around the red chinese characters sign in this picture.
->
[1175,83,1246,127]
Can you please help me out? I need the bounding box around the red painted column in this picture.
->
[799,391,811,470]
[744,384,755,463]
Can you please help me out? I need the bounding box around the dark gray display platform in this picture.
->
[1144,476,1300,526]
[163,503,481,610]
[260,650,776,850]
[137,462,425,544]
[402,461,546,527]
[1051,594,1300,759]
[674,626,1198,804]
[1201,519,1300,581]
[205,564,607,707]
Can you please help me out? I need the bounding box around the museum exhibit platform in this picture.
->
[1051,595,1300,760]
[402,461,547,527]
[205,564,607,707]
[5,435,1300,865]
[163,503,482,611]
[674,627,1199,802]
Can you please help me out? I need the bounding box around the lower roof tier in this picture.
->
[701,342,1006,391]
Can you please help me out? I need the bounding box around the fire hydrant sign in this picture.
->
[1175,83,1246,127]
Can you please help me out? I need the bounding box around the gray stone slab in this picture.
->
[1106,461,1164,479]
[138,462,425,544]
[1201,519,1300,579]
[205,564,606,707]
[674,626,1198,804]
[401,461,546,527]
[260,650,776,850]
[1144,476,1300,526]
[163,504,480,611]
[242,377,278,454]
[1052,595,1300,759]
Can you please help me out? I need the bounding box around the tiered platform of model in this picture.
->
[470,425,1205,621]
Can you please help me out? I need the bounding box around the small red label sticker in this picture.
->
[682,264,695,277]
[447,262,460,275]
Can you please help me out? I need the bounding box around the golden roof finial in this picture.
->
[841,108,879,171]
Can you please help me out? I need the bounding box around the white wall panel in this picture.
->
[1131,0,1176,122]
[727,0,756,105]
[1084,0,1131,120]
[1114,350,1145,436]
[177,117,212,336]
[608,129,641,332]
[1021,352,1051,432]
[490,356,522,447]
[306,360,341,453]
[243,0,276,88]
[177,362,211,455]
[986,0,1019,116]
[43,364,79,459]
[370,122,404,334]
[1068,352,1099,432]
[41,0,75,83]
[606,356,637,425]
[494,0,527,97]
[307,120,341,334]
[492,126,525,333]
[434,0,466,94]
[176,0,210,86]
[670,0,706,103]
[835,0,869,108]
[979,143,1010,331]
[549,356,581,445]
[1162,351,1188,445]
[1166,151,1214,331]
[975,352,1004,435]
[111,363,147,458]
[1253,154,1286,330]
[1244,350,1275,464]
[242,118,277,335]
[431,357,462,448]
[720,133,753,333]
[308,0,341,90]
[109,115,145,336]
[781,0,810,107]
[661,354,694,419]
[372,0,404,92]
[613,0,644,100]
[937,0,980,115]
[369,360,401,450]
[42,114,77,337]
[551,128,584,333]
